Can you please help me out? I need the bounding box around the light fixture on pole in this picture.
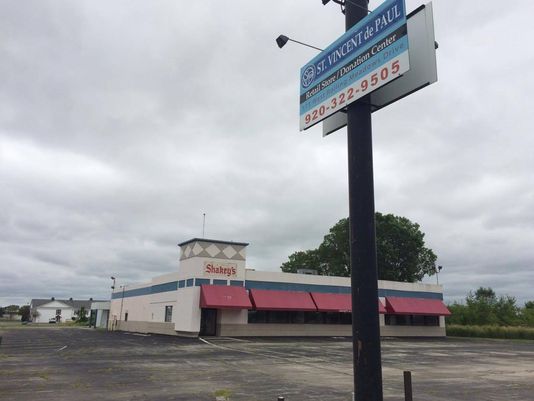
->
[436,265,443,285]
[276,35,323,51]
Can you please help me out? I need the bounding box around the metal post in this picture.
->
[346,1,383,400]
[119,285,125,329]
[403,371,413,401]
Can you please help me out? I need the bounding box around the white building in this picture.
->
[90,301,110,329]
[30,298,97,323]
[110,238,451,337]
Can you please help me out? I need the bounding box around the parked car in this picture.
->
[48,318,56,324]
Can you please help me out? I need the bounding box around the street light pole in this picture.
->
[436,265,443,285]
[345,1,383,400]
[276,35,323,51]
[119,285,125,329]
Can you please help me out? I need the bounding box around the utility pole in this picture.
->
[119,285,125,328]
[346,0,384,400]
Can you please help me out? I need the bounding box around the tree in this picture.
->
[474,287,496,303]
[280,250,322,274]
[494,295,520,326]
[18,305,30,322]
[521,301,534,327]
[5,305,20,314]
[447,287,521,327]
[75,306,88,323]
[281,213,437,282]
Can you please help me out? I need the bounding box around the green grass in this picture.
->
[214,389,232,399]
[447,324,534,340]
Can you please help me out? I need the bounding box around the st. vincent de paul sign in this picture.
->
[299,0,409,131]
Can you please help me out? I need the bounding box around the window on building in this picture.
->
[304,311,324,324]
[165,306,173,323]
[124,313,128,321]
[423,316,440,326]
[385,314,440,326]
[247,311,352,325]
[56,309,62,316]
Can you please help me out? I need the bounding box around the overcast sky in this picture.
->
[1,0,533,307]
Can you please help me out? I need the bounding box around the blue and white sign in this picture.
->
[300,0,410,131]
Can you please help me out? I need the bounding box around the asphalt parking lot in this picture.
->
[1,325,533,401]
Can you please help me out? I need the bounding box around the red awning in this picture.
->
[200,284,252,309]
[311,293,351,312]
[310,293,387,314]
[249,289,317,311]
[378,299,386,314]
[385,297,451,316]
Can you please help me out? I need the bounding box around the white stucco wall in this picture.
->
[174,287,201,334]
[34,301,75,323]
[218,309,248,325]
[149,294,177,323]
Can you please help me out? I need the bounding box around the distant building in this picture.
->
[90,301,110,329]
[110,238,451,337]
[29,298,103,323]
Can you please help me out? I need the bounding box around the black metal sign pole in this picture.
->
[346,0,384,400]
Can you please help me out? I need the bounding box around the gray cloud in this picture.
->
[1,0,534,307]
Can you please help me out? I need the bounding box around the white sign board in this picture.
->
[323,2,437,137]
[300,0,409,131]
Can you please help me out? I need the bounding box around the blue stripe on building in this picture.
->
[245,280,443,300]
[112,279,442,301]
[152,281,178,293]
[195,278,210,286]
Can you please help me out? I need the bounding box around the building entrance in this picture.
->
[199,308,217,336]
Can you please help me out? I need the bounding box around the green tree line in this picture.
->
[447,287,534,327]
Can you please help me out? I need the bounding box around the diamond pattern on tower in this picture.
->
[206,244,220,257]
[184,245,192,258]
[179,240,247,261]
[192,242,203,256]
[222,246,237,259]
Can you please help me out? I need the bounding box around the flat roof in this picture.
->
[177,238,249,247]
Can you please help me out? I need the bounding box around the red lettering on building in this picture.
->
[204,262,237,277]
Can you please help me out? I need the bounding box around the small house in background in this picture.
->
[29,298,102,323]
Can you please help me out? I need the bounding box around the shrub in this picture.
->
[447,324,534,340]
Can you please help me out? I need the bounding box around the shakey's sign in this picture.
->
[203,262,237,277]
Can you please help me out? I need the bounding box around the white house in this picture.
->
[30,298,99,323]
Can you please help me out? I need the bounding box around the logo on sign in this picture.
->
[204,262,237,277]
[301,65,316,88]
